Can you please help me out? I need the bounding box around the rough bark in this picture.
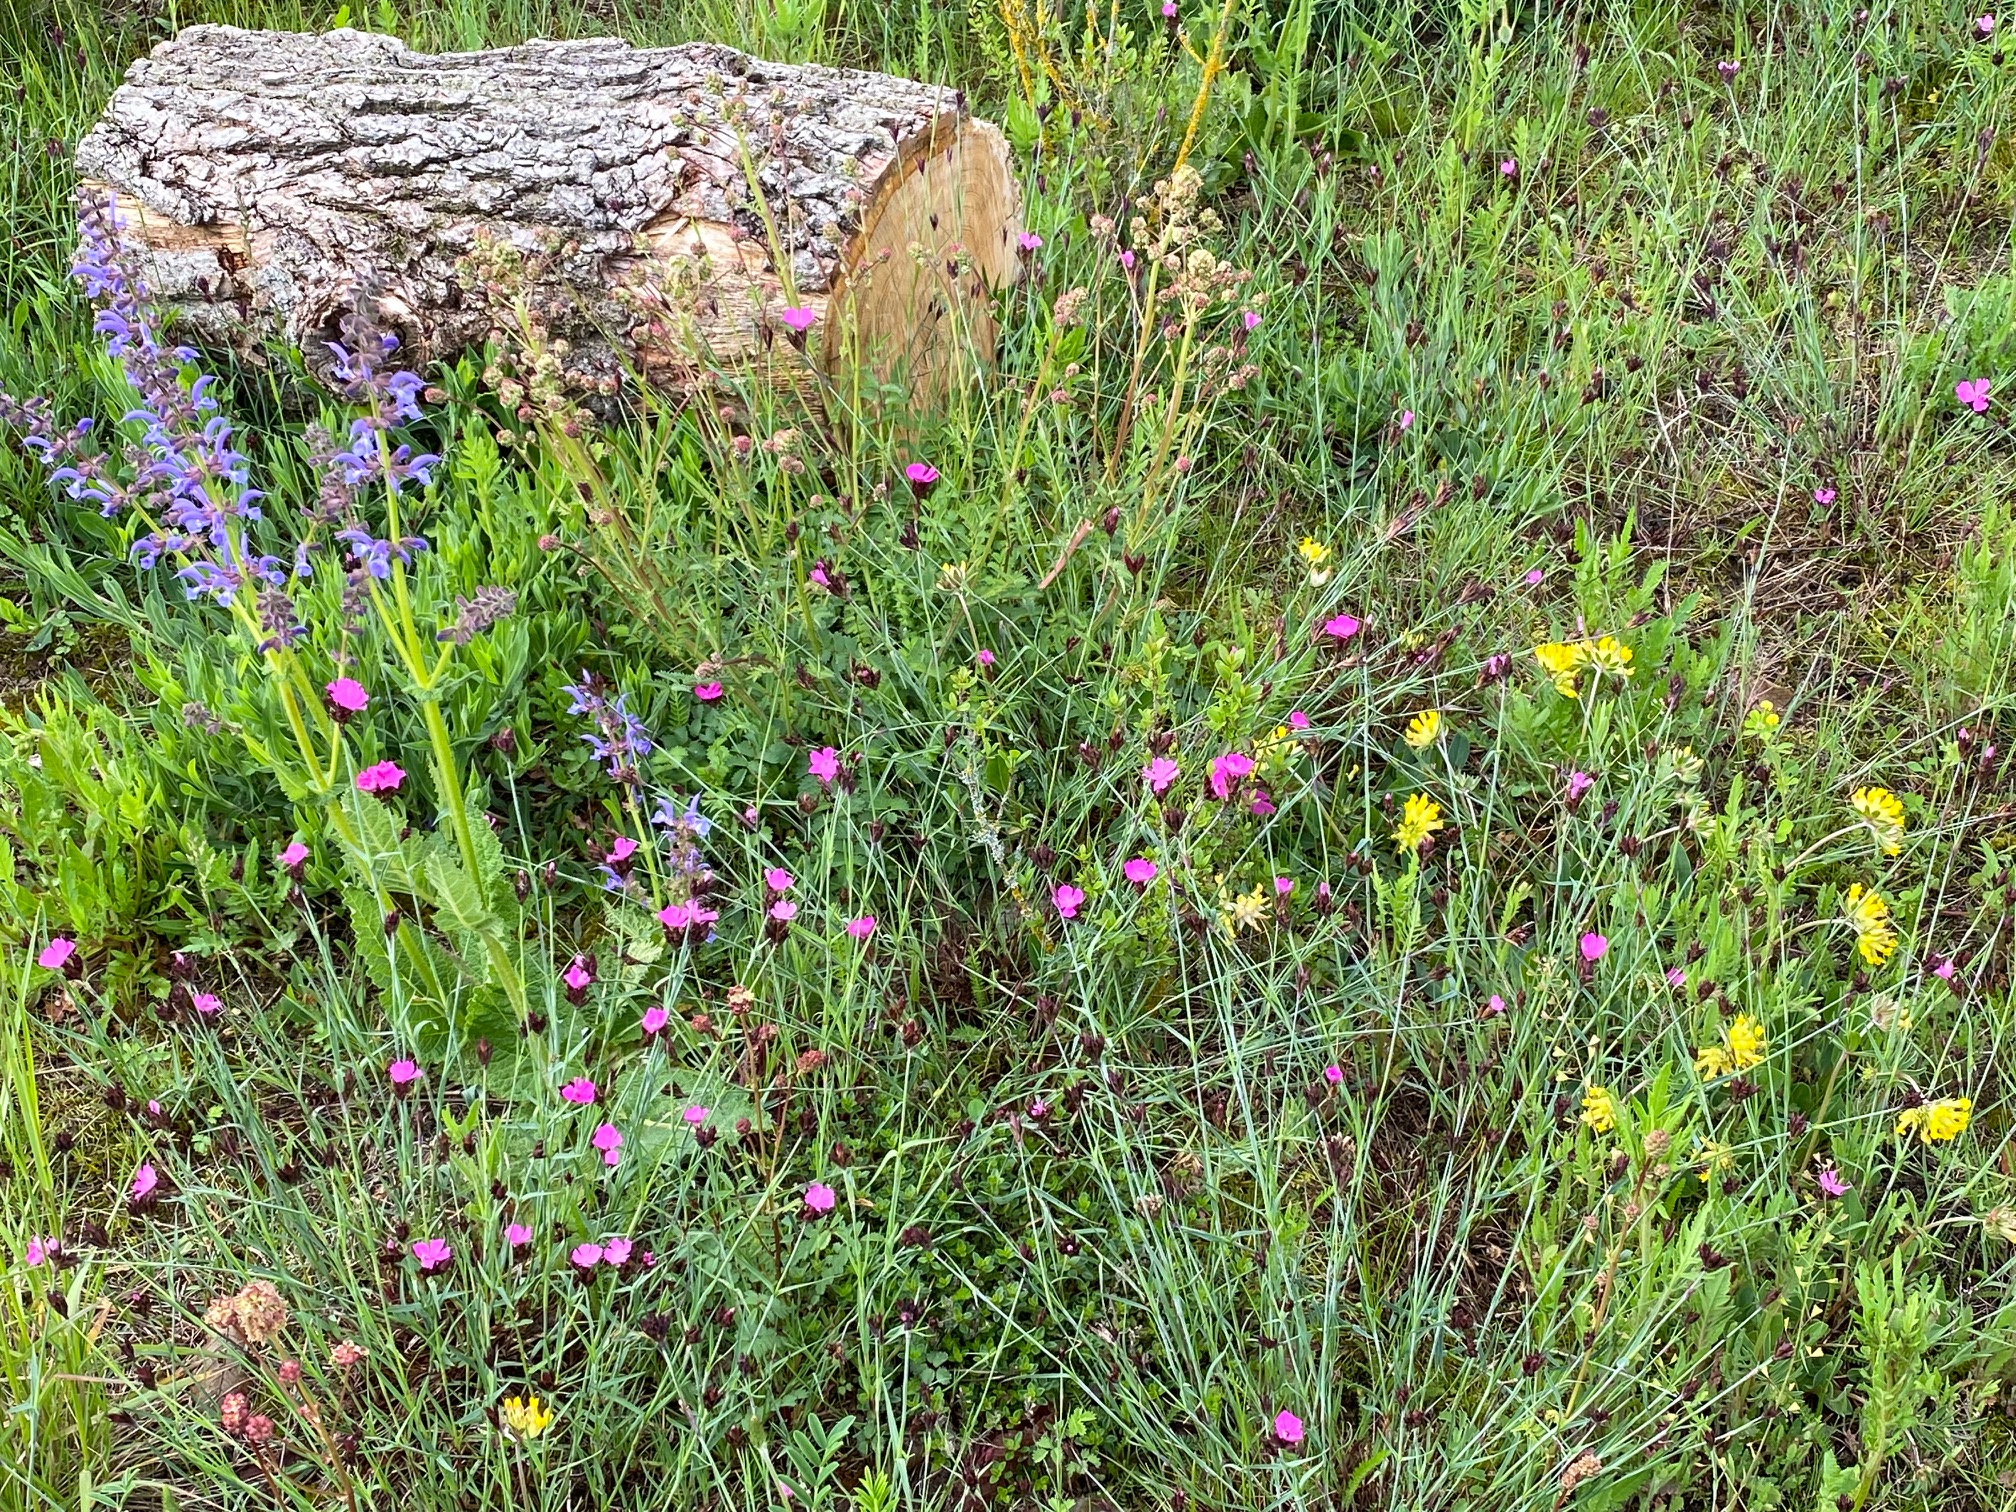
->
[76,25,1021,400]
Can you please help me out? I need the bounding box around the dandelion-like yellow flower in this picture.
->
[1580,1086,1617,1135]
[1392,792,1443,854]
[1843,884,1899,967]
[1850,786,1905,856]
[1895,1096,1971,1144]
[1297,537,1333,585]
[1587,636,1634,680]
[501,1394,554,1440]
[1533,641,1589,697]
[1403,710,1443,749]
[1726,1014,1766,1071]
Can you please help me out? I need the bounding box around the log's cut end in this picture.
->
[75,25,1021,405]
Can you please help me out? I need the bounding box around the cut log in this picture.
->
[75,25,1022,402]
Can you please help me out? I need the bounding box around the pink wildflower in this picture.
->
[778,306,817,333]
[1250,790,1275,817]
[1143,756,1180,793]
[1814,487,1836,506]
[563,958,594,994]
[1580,932,1608,963]
[765,867,795,892]
[1484,994,1506,1017]
[412,1238,450,1271]
[1017,231,1044,252]
[808,746,841,785]
[1273,1409,1305,1445]
[1566,770,1595,805]
[505,1223,532,1248]
[694,681,724,701]
[592,1123,622,1166]
[1207,751,1254,800]
[190,991,221,1018]
[1397,410,1414,430]
[354,761,405,795]
[37,937,76,972]
[1274,876,1293,896]
[1322,612,1361,641]
[278,841,310,873]
[641,1005,670,1035]
[1124,857,1158,886]
[847,915,877,940]
[1287,710,1310,730]
[977,648,995,666]
[570,1242,604,1269]
[1933,956,1958,981]
[387,1058,419,1087]
[1817,1167,1851,1198]
[325,677,369,714]
[1053,884,1085,920]
[1242,310,1262,331]
[129,1163,158,1201]
[560,1077,597,1106]
[804,1182,837,1215]
[683,1105,710,1126]
[769,899,799,922]
[1323,1064,1343,1085]
[1666,967,1686,989]
[1499,158,1517,177]
[1957,377,1992,413]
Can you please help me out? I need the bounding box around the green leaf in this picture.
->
[425,851,491,930]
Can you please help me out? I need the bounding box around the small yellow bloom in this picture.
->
[1533,641,1589,698]
[1580,1086,1617,1135]
[1850,786,1905,856]
[1726,1014,1766,1071]
[1693,1044,1733,1079]
[1895,1096,1971,1144]
[1392,792,1444,854]
[1226,883,1272,935]
[1587,636,1634,680]
[1402,710,1443,749]
[1742,700,1782,743]
[1843,884,1899,967]
[501,1394,554,1440]
[1297,537,1331,566]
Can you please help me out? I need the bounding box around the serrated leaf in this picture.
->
[426,851,490,930]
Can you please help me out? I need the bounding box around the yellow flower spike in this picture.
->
[501,1394,554,1440]
[1533,641,1589,697]
[1850,786,1905,856]
[1587,636,1633,680]
[1392,792,1444,854]
[1402,709,1443,749]
[1579,1086,1617,1135]
[1842,883,1899,966]
[1693,1044,1733,1079]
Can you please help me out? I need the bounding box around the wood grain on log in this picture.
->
[76,26,1021,400]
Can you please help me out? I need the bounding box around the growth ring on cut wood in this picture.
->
[75,25,1022,401]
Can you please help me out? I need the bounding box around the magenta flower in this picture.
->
[592,1123,622,1166]
[804,1181,837,1215]
[1814,487,1836,505]
[1666,967,1687,989]
[1716,59,1738,80]
[1957,377,1992,413]
[1978,12,1997,36]
[683,1105,710,1127]
[657,901,693,933]
[1287,710,1310,730]
[769,899,799,922]
[603,1236,633,1265]
[563,958,594,994]
[641,1005,670,1036]
[846,914,877,940]
[1017,231,1044,253]
[1580,932,1608,963]
[25,1237,52,1267]
[505,1223,532,1248]
[1817,1167,1851,1199]
[570,1242,603,1269]
[693,681,724,701]
[1143,756,1180,793]
[1397,409,1415,430]
[1323,1064,1343,1085]
[1484,994,1506,1017]
[606,836,638,867]
[1566,770,1595,805]
[808,746,841,785]
[1161,0,1176,15]
[903,462,940,499]
[36,937,76,972]
[325,676,369,714]
[1053,884,1086,921]
[188,991,220,1017]
[411,1237,451,1271]
[1499,158,1517,177]
[1274,875,1293,896]
[1933,956,1958,980]
[1249,790,1276,817]
[354,761,405,795]
[1207,751,1254,800]
[765,867,795,892]
[560,1077,597,1106]
[1273,1408,1305,1445]
[1123,857,1158,886]
[129,1163,159,1201]
[1242,309,1261,331]
[387,1058,420,1087]
[278,841,310,873]
[1322,612,1361,641]
[1120,248,1136,269]
[1522,567,1545,586]
[778,306,818,333]
[977,648,995,666]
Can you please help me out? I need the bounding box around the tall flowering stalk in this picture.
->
[2,193,524,1018]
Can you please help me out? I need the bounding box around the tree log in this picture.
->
[76,25,1022,402]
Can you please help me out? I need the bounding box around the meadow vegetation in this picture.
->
[5,0,2016,1508]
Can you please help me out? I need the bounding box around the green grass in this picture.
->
[5,0,2016,1508]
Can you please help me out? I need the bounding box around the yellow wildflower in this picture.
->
[1895,1097,1971,1144]
[1741,700,1782,743]
[1850,786,1905,856]
[1226,883,1271,935]
[501,1394,554,1440]
[1580,1086,1617,1135]
[1843,884,1899,967]
[1392,792,1443,854]
[1983,1207,2016,1245]
[1726,1014,1766,1071]
[1297,537,1333,586]
[1403,710,1443,749]
[1586,636,1634,680]
[1533,641,1589,697]
[1693,1044,1733,1079]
